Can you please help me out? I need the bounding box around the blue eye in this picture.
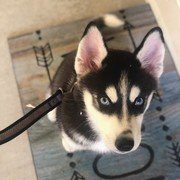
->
[134,97,144,106]
[100,97,110,105]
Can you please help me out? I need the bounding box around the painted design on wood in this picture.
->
[70,171,85,180]
[33,43,54,84]
[93,143,154,179]
[168,142,180,167]
[154,91,180,168]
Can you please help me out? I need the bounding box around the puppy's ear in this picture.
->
[75,22,107,76]
[135,27,165,78]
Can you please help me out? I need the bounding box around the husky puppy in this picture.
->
[48,15,165,154]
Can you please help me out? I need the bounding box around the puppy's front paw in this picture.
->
[62,137,76,152]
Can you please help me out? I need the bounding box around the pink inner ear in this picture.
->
[137,31,165,78]
[75,26,107,75]
[79,34,100,71]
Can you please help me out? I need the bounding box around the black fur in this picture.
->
[58,87,98,143]
[52,52,98,142]
[51,24,162,145]
[80,49,157,116]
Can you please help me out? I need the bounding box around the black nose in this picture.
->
[115,137,134,152]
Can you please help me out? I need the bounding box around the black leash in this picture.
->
[0,89,63,145]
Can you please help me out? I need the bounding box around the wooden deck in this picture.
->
[8,4,180,180]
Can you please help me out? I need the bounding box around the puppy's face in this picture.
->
[75,23,165,154]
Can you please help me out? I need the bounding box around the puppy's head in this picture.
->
[75,23,165,154]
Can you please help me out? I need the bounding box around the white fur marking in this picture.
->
[62,131,84,152]
[129,86,141,102]
[61,130,109,153]
[46,89,57,122]
[80,78,154,154]
[105,86,118,103]
[103,14,124,27]
[145,93,153,112]
[73,132,92,146]
[119,74,128,126]
[131,115,143,151]
[130,93,153,151]
[48,108,57,123]
[83,90,124,152]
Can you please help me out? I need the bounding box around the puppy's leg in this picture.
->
[62,137,76,152]
[46,89,57,122]
[62,132,85,152]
